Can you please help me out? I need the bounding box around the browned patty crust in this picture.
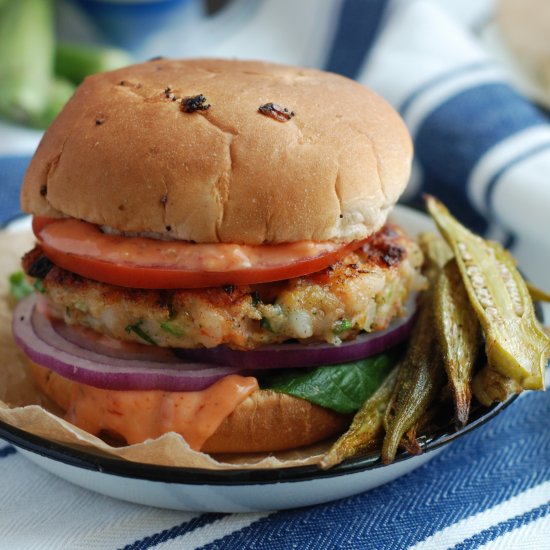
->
[24,224,425,350]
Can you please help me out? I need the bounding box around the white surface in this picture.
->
[0,451,199,548]
[358,0,493,108]
[20,447,442,512]
[435,0,494,29]
[192,0,342,69]
[467,126,550,216]
[0,121,42,156]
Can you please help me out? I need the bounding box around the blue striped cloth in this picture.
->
[1,391,548,548]
[1,0,550,548]
[356,0,550,245]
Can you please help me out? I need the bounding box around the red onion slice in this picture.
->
[174,294,417,369]
[52,321,180,363]
[12,296,242,391]
[12,293,416,392]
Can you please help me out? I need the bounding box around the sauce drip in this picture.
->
[31,362,258,450]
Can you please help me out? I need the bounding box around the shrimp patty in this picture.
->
[23,224,424,350]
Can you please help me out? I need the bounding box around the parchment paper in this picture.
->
[0,230,328,469]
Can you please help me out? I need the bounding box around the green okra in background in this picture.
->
[55,42,133,85]
[0,0,63,127]
[0,0,131,128]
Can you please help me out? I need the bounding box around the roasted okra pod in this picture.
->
[426,196,550,391]
[381,290,446,464]
[472,366,523,407]
[527,282,550,304]
[320,367,399,470]
[434,259,480,427]
[418,232,453,274]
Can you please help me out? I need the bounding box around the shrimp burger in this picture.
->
[12,59,424,454]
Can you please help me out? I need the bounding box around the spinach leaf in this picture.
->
[9,272,33,301]
[263,350,399,414]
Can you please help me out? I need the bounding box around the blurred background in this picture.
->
[2,0,541,133]
[1,0,549,286]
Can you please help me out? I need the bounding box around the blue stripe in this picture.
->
[454,501,550,549]
[412,83,545,233]
[0,155,30,225]
[402,180,489,236]
[120,513,227,550]
[0,446,16,458]
[415,83,544,189]
[324,0,389,78]
[483,140,550,217]
[74,0,193,52]
[399,61,492,118]
[196,392,550,550]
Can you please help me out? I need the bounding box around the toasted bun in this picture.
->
[22,58,412,244]
[30,363,349,454]
[202,390,349,454]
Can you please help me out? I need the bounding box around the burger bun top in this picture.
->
[22,58,412,245]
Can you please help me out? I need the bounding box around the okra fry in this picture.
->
[402,404,441,456]
[402,428,423,456]
[381,291,446,464]
[472,366,523,407]
[496,250,550,304]
[320,367,399,470]
[526,282,550,304]
[435,259,480,427]
[0,0,54,126]
[55,42,133,85]
[418,232,454,273]
[426,196,550,390]
[418,234,477,427]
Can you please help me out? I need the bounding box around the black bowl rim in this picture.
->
[0,394,518,486]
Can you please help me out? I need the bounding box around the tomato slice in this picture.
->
[33,217,363,289]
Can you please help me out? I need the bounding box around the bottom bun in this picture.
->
[29,363,350,454]
[202,390,350,453]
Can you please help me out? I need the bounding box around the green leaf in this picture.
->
[264,350,400,414]
[9,271,33,301]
